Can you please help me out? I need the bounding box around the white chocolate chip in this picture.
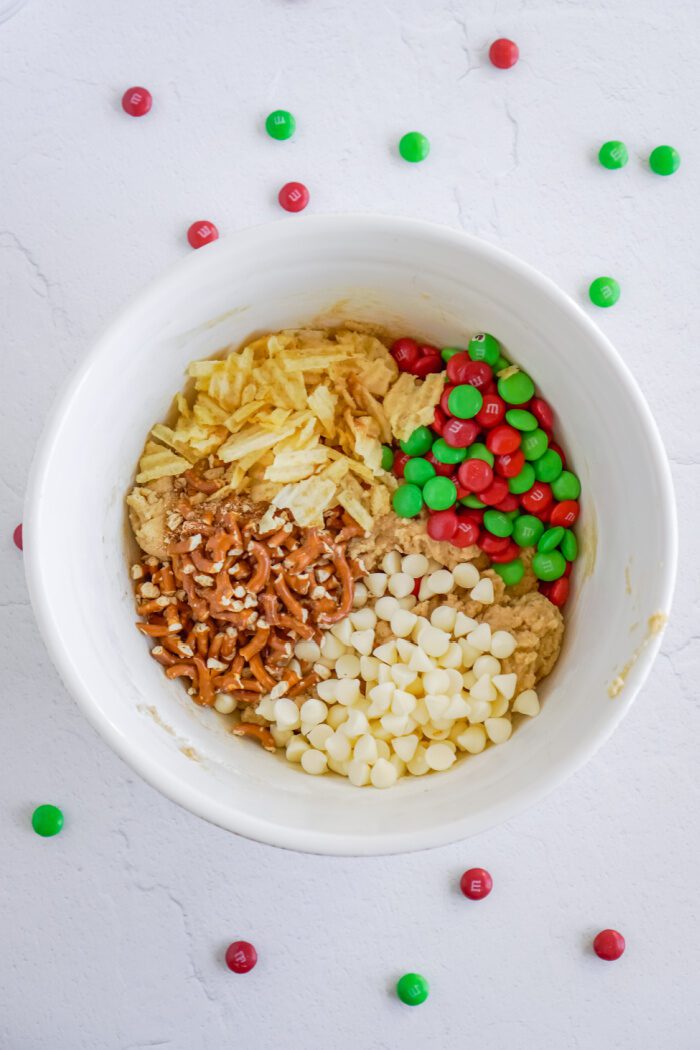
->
[492,673,517,700]
[307,724,334,750]
[390,609,418,638]
[402,553,429,577]
[387,572,415,599]
[274,698,302,730]
[485,717,513,744]
[370,757,398,788]
[352,581,368,608]
[365,572,388,597]
[350,607,377,631]
[351,629,375,656]
[330,618,354,646]
[425,742,457,771]
[348,759,371,786]
[456,724,487,753]
[286,736,310,763]
[381,551,402,574]
[512,689,540,716]
[469,674,497,703]
[299,698,328,726]
[392,734,419,762]
[294,639,321,663]
[466,622,492,653]
[214,693,236,714]
[490,630,517,659]
[453,562,480,589]
[430,605,458,632]
[427,569,454,595]
[335,653,361,678]
[470,577,495,604]
[473,654,501,678]
[354,734,379,764]
[375,595,400,621]
[301,749,328,775]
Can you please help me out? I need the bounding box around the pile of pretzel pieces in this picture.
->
[132,495,366,745]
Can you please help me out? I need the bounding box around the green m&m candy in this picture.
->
[468,332,500,366]
[508,463,536,494]
[432,438,466,464]
[397,972,429,1006]
[265,109,296,140]
[424,475,457,510]
[493,558,525,586]
[400,426,433,456]
[495,354,511,371]
[552,470,581,500]
[598,140,628,169]
[448,384,483,419]
[399,131,430,163]
[534,448,563,482]
[498,370,535,405]
[521,428,549,462]
[649,145,680,176]
[461,494,486,508]
[32,804,64,837]
[589,276,620,307]
[404,456,435,486]
[532,550,567,581]
[380,445,394,471]
[560,528,578,561]
[483,509,513,538]
[441,346,464,363]
[537,526,565,553]
[466,443,495,467]
[513,514,544,547]
[505,408,538,431]
[392,483,424,517]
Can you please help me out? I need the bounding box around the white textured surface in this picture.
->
[1,1,698,1047]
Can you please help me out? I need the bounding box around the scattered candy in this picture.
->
[460,867,493,900]
[598,140,628,169]
[649,145,680,176]
[13,523,23,550]
[589,276,620,308]
[399,131,430,163]
[278,181,310,212]
[396,972,429,1005]
[121,86,152,117]
[593,929,625,961]
[423,475,457,510]
[392,483,423,517]
[225,940,258,973]
[489,38,519,69]
[187,221,219,250]
[31,804,63,837]
[265,109,296,140]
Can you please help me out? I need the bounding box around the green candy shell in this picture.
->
[466,443,495,467]
[432,438,466,464]
[468,333,500,366]
[508,463,536,494]
[537,526,565,553]
[521,428,549,462]
[493,558,525,587]
[513,514,544,547]
[483,509,513,538]
[532,550,567,581]
[423,476,457,510]
[32,804,64,837]
[400,426,433,457]
[534,449,563,482]
[505,409,538,432]
[404,457,435,486]
[392,483,424,518]
[560,528,578,562]
[399,132,430,163]
[498,370,535,405]
[397,972,429,1006]
[380,445,394,471]
[552,470,581,501]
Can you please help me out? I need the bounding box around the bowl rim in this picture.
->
[24,213,678,855]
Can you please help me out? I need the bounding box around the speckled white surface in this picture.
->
[2,1,699,1047]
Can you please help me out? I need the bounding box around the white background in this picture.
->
[2,1,699,1047]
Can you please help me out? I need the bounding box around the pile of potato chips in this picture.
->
[133,328,444,530]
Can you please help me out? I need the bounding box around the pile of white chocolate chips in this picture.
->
[235,552,542,788]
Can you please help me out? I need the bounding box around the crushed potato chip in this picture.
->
[136,442,191,483]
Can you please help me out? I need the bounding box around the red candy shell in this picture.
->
[479,477,509,505]
[440,385,456,415]
[447,356,492,390]
[593,929,625,961]
[187,221,219,249]
[225,941,258,973]
[520,482,553,514]
[427,508,458,541]
[13,523,23,550]
[493,493,519,513]
[451,515,480,548]
[458,458,494,493]
[489,540,520,563]
[550,500,580,527]
[487,425,521,455]
[411,354,442,376]
[279,181,310,212]
[121,86,152,116]
[432,406,447,436]
[391,338,420,371]
[393,452,410,479]
[494,450,525,478]
[479,532,512,555]
[460,867,493,900]
[443,417,480,448]
[475,393,506,428]
[548,577,570,607]
[489,38,519,69]
[426,452,456,477]
[531,397,554,430]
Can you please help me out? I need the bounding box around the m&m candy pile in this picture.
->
[387,333,581,607]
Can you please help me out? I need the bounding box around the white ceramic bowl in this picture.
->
[25,215,676,855]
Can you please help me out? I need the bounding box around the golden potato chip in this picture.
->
[273,477,337,527]
[264,448,329,483]
[307,384,337,436]
[336,474,374,533]
[224,401,265,432]
[384,372,444,442]
[150,424,200,463]
[218,423,297,463]
[136,441,190,483]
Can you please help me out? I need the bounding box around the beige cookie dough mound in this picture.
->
[351,514,480,571]
[482,590,564,691]
[126,478,178,560]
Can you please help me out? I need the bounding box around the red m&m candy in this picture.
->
[531,397,554,430]
[487,425,521,455]
[451,513,480,548]
[279,181,310,212]
[548,576,570,606]
[447,356,492,390]
[490,540,520,562]
[13,523,23,551]
[391,338,420,371]
[443,417,479,448]
[121,86,152,117]
[494,450,525,478]
[458,458,493,493]
[479,477,509,506]
[460,867,493,900]
[432,406,447,435]
[187,221,219,249]
[426,452,456,477]
[427,508,458,541]
[550,500,580,527]
[593,929,625,961]
[225,940,258,973]
[475,393,506,428]
[412,352,442,376]
[393,452,410,479]
[489,38,519,69]
[521,481,553,514]
[479,532,511,555]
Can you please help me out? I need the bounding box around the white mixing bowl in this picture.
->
[25,215,676,855]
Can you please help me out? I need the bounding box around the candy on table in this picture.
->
[31,804,64,837]
[278,181,310,212]
[398,131,430,163]
[598,140,628,169]
[396,972,429,1005]
[13,523,23,550]
[265,109,296,140]
[225,940,258,973]
[593,929,625,961]
[187,221,219,249]
[460,867,493,900]
[589,276,620,307]
[649,145,680,176]
[489,38,519,69]
[121,86,152,117]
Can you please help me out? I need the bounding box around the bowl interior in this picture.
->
[25,216,675,854]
